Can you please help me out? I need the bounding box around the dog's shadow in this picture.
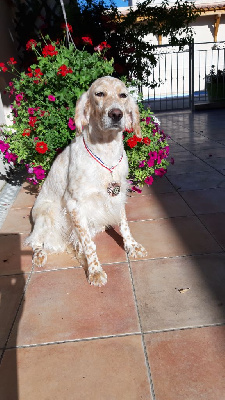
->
[105,226,125,250]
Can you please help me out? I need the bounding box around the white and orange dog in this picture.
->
[26,76,147,286]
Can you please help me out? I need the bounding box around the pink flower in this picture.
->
[16,93,23,102]
[27,177,38,185]
[155,168,167,177]
[139,160,145,168]
[68,118,76,130]
[145,176,154,186]
[4,151,18,164]
[0,140,10,153]
[170,157,175,165]
[147,158,155,168]
[48,95,56,101]
[33,166,45,180]
[28,107,35,115]
[131,186,142,193]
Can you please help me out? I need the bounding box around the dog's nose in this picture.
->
[108,108,123,122]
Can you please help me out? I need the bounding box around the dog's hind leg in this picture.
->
[32,246,48,268]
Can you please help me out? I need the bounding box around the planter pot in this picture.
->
[206,82,225,102]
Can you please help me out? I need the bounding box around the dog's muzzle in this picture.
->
[108,108,123,123]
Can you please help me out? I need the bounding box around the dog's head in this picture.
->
[74,76,141,137]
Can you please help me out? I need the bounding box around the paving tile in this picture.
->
[166,159,213,175]
[194,148,225,160]
[0,233,33,275]
[145,326,225,400]
[129,176,175,196]
[167,151,198,163]
[11,183,38,209]
[0,274,27,348]
[0,335,151,400]
[128,216,221,260]
[199,213,225,250]
[205,156,225,170]
[0,208,31,234]
[131,254,225,331]
[126,192,193,221]
[95,227,127,264]
[167,170,224,191]
[8,265,140,347]
[181,188,225,214]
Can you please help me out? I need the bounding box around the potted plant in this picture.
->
[206,65,225,102]
[0,32,171,193]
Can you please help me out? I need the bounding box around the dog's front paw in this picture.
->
[88,270,107,287]
[32,249,47,268]
[126,242,147,259]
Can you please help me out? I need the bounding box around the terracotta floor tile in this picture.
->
[12,184,38,209]
[126,192,193,221]
[95,227,127,264]
[8,265,140,347]
[0,335,151,400]
[181,188,225,214]
[131,254,225,331]
[145,326,225,400]
[129,176,175,196]
[0,208,31,234]
[128,216,221,260]
[0,233,33,275]
[199,212,225,249]
[0,274,27,348]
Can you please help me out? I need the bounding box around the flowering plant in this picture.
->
[0,34,113,184]
[124,106,171,192]
[0,33,171,190]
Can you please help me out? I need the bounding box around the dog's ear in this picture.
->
[126,96,142,138]
[74,90,90,135]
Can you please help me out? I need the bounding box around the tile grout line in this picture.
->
[1,332,143,351]
[143,321,225,335]
[0,262,35,365]
[126,252,156,400]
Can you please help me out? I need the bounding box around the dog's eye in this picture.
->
[119,93,128,98]
[95,92,105,97]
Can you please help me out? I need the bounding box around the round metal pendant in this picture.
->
[107,182,120,196]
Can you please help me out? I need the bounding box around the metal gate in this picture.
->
[143,41,225,112]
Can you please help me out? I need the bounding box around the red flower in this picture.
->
[42,44,58,57]
[61,23,73,32]
[57,65,73,76]
[22,129,31,137]
[26,39,37,50]
[0,63,7,72]
[34,68,43,77]
[94,41,111,52]
[142,137,151,145]
[127,135,142,148]
[29,116,37,127]
[8,57,17,65]
[82,37,93,46]
[26,67,33,78]
[35,141,48,154]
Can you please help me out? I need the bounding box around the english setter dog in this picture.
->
[26,76,147,286]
